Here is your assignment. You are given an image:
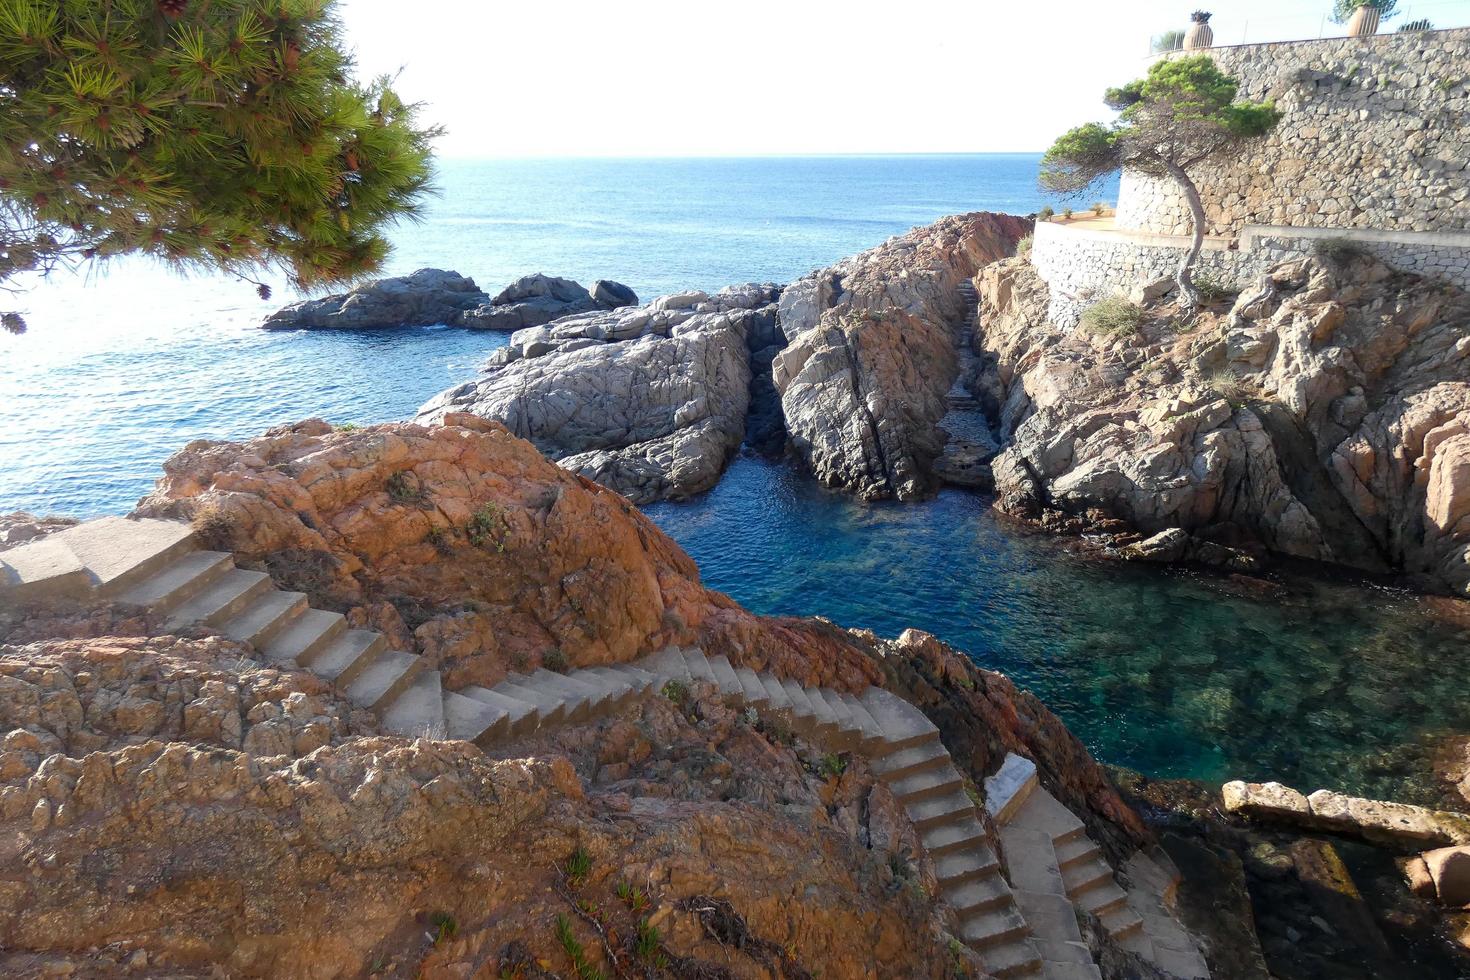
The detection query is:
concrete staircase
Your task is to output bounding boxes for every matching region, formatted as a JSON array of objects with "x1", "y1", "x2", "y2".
[
  {"x1": 987, "y1": 754, "x2": 1211, "y2": 979},
  {"x1": 948, "y1": 278, "x2": 983, "y2": 412},
  {"x1": 1, "y1": 518, "x2": 1209, "y2": 978}
]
